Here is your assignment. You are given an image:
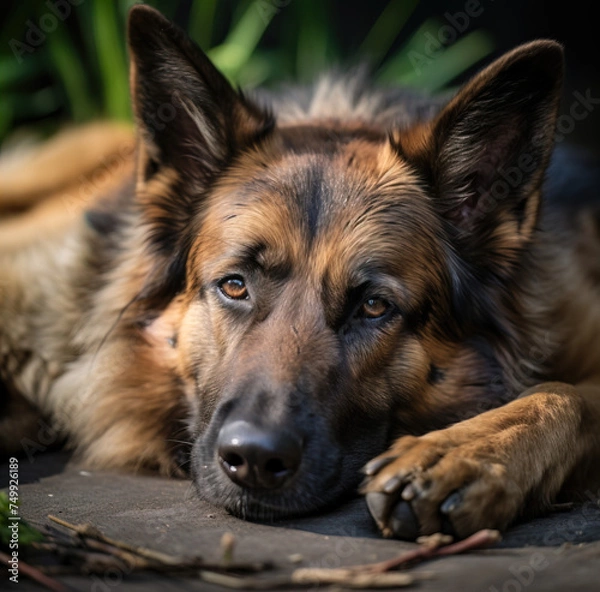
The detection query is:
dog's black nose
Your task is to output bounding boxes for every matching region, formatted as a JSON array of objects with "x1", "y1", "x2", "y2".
[{"x1": 217, "y1": 420, "x2": 302, "y2": 489}]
